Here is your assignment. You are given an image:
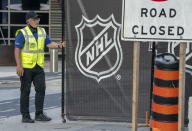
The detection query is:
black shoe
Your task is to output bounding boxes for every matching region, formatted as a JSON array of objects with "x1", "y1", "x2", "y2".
[
  {"x1": 22, "y1": 114, "x2": 34, "y2": 123},
  {"x1": 35, "y1": 113, "x2": 51, "y2": 121}
]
